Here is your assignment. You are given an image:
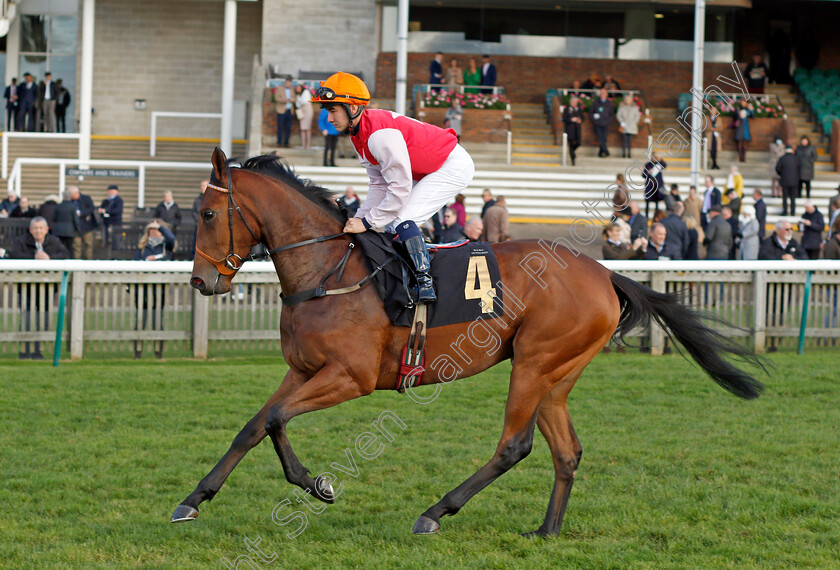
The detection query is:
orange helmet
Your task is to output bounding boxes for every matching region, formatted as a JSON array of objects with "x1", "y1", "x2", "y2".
[{"x1": 311, "y1": 72, "x2": 371, "y2": 106}]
